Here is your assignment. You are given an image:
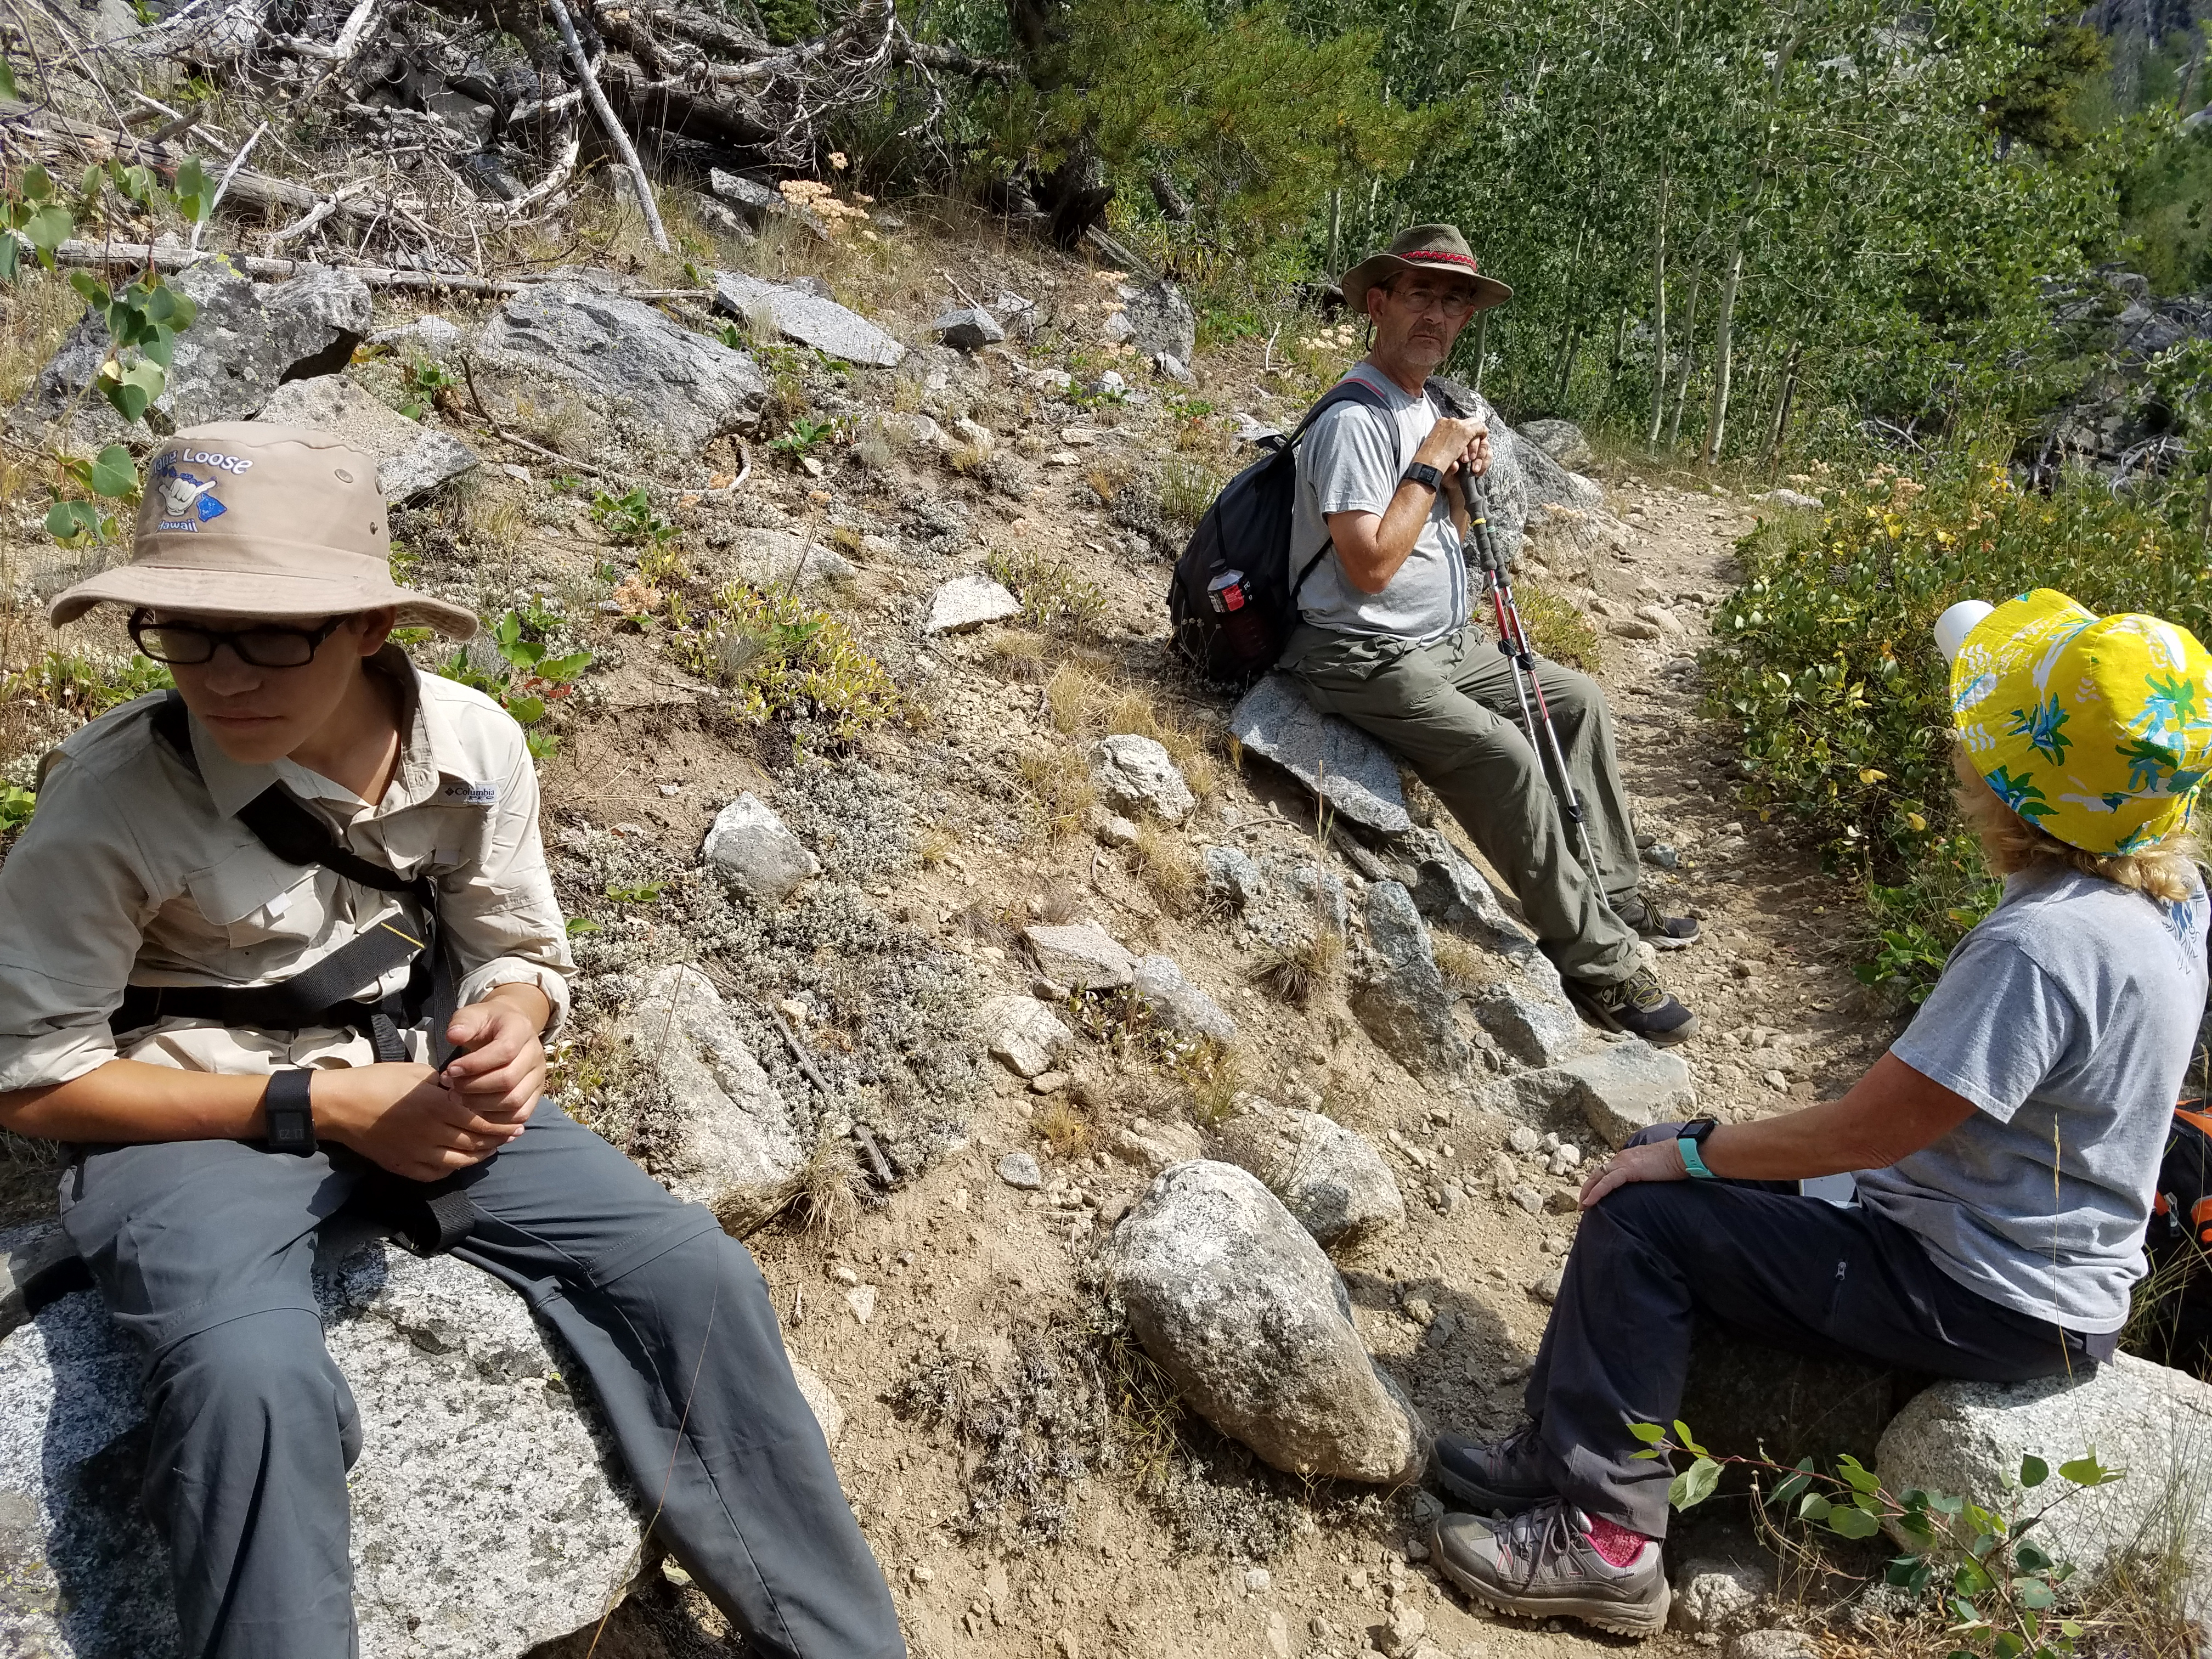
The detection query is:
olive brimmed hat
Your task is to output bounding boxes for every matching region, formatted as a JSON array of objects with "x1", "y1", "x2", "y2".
[
  {"x1": 1946, "y1": 588, "x2": 2212, "y2": 856},
  {"x1": 1340, "y1": 223, "x2": 1513, "y2": 317},
  {"x1": 47, "y1": 422, "x2": 478, "y2": 639}
]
